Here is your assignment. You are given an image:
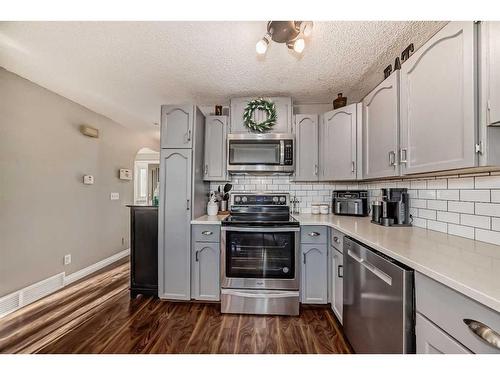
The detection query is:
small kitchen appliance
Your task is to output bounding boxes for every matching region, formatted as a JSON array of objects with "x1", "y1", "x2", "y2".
[
  {"x1": 220, "y1": 193, "x2": 300, "y2": 316},
  {"x1": 371, "y1": 188, "x2": 411, "y2": 226},
  {"x1": 332, "y1": 190, "x2": 368, "y2": 216}
]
